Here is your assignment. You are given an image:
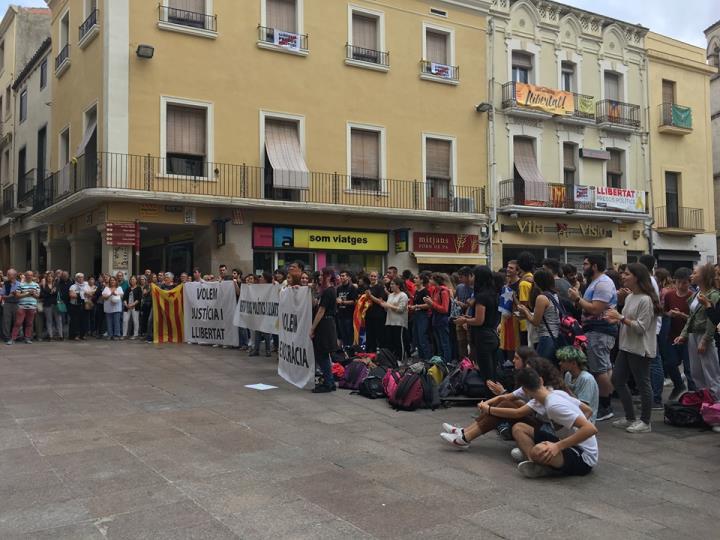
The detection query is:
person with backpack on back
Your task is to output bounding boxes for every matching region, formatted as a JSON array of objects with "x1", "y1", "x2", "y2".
[
  {"x1": 424, "y1": 273, "x2": 451, "y2": 363},
  {"x1": 517, "y1": 269, "x2": 561, "y2": 363}
]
